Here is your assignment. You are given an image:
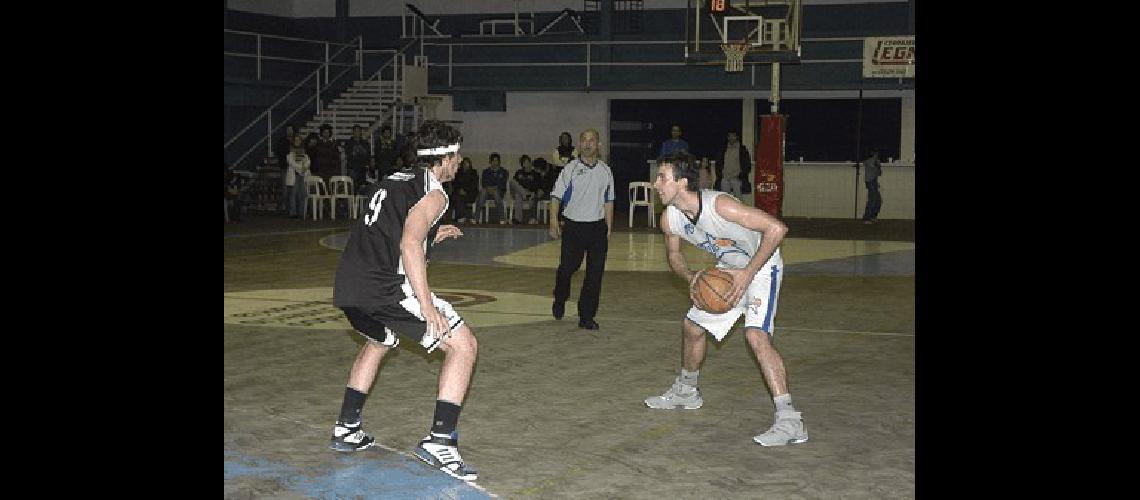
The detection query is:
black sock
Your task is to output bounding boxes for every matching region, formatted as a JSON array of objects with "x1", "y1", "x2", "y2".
[
  {"x1": 430, "y1": 400, "x2": 462, "y2": 436},
  {"x1": 338, "y1": 386, "x2": 367, "y2": 425}
]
